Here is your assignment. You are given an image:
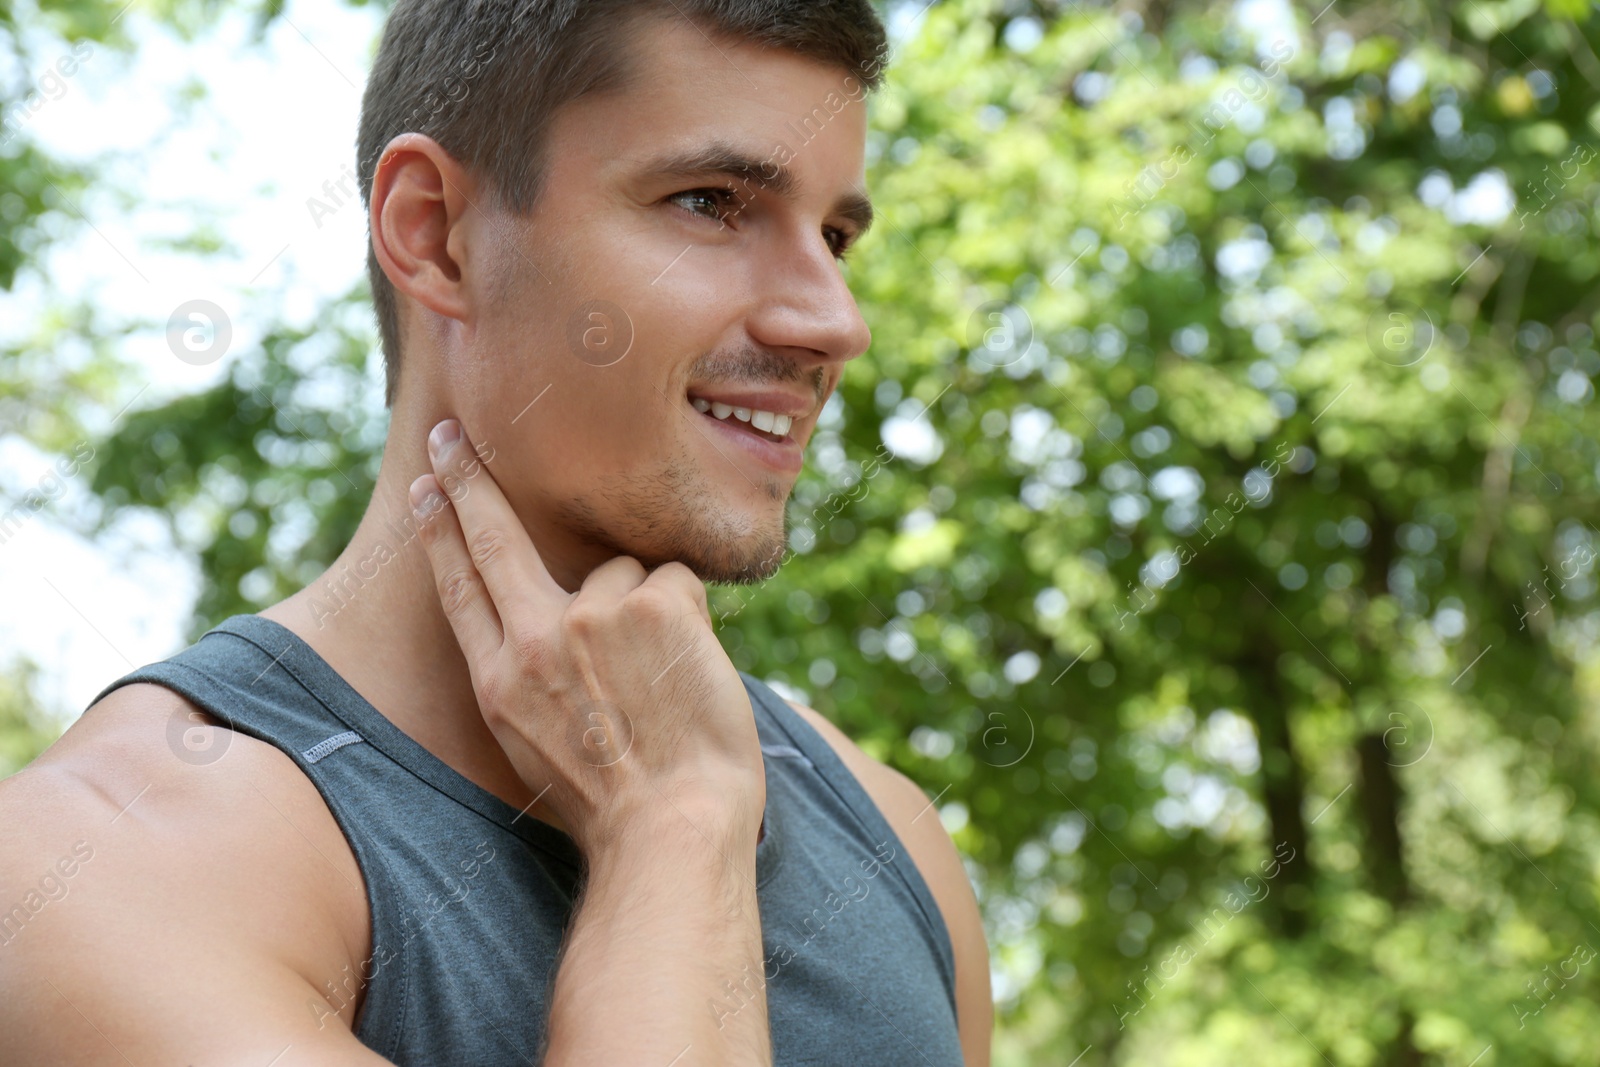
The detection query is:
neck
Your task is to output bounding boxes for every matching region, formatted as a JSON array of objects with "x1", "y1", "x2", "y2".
[{"x1": 262, "y1": 402, "x2": 586, "y2": 822}]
